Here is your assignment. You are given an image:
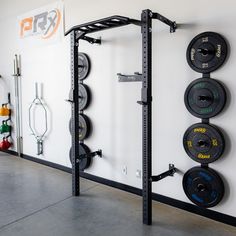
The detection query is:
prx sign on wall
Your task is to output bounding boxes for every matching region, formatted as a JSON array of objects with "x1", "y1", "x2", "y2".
[{"x1": 18, "y1": 1, "x2": 64, "y2": 46}]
